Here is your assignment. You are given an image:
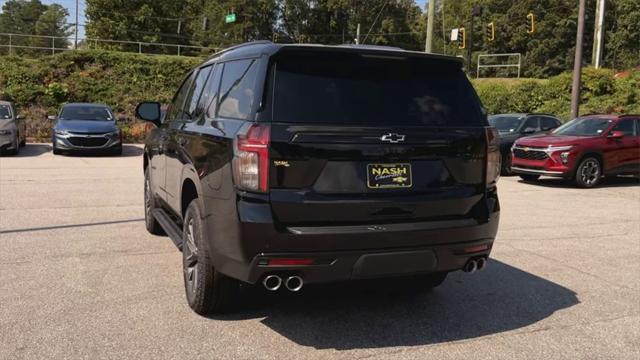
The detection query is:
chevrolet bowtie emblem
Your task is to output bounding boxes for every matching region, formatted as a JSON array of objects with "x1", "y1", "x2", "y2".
[{"x1": 380, "y1": 133, "x2": 406, "y2": 143}]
